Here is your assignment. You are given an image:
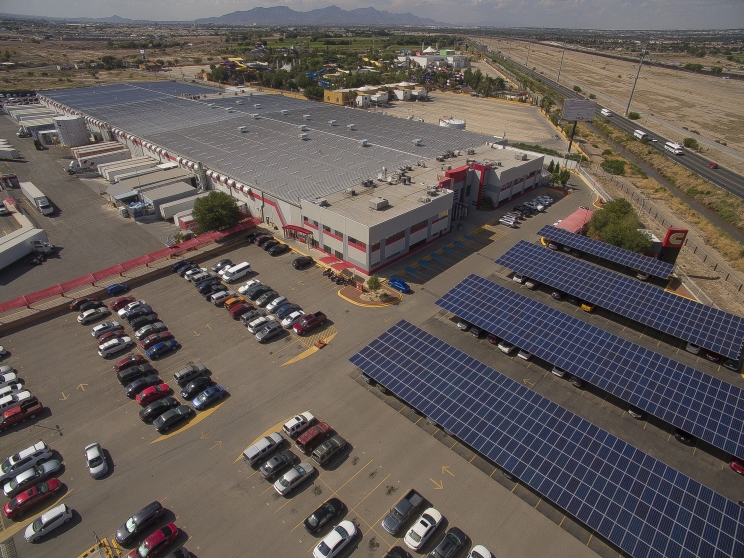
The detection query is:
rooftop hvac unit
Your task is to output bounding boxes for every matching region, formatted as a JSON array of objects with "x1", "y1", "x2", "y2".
[
  {"x1": 303, "y1": 114, "x2": 312, "y2": 120},
  {"x1": 316, "y1": 198, "x2": 329, "y2": 207},
  {"x1": 281, "y1": 110, "x2": 289, "y2": 115},
  {"x1": 427, "y1": 186, "x2": 439, "y2": 195},
  {"x1": 208, "y1": 103, "x2": 215, "y2": 108},
  {"x1": 413, "y1": 138, "x2": 423, "y2": 146},
  {"x1": 369, "y1": 197, "x2": 389, "y2": 210},
  {"x1": 418, "y1": 196, "x2": 432, "y2": 203},
  {"x1": 254, "y1": 104, "x2": 262, "y2": 108},
  {"x1": 252, "y1": 114, "x2": 260, "y2": 119},
  {"x1": 347, "y1": 124, "x2": 357, "y2": 130},
  {"x1": 299, "y1": 125, "x2": 308, "y2": 131},
  {"x1": 236, "y1": 100, "x2": 243, "y2": 105},
  {"x1": 328, "y1": 120, "x2": 338, "y2": 126},
  {"x1": 345, "y1": 188, "x2": 356, "y2": 196},
  {"x1": 407, "y1": 115, "x2": 413, "y2": 120},
  {"x1": 226, "y1": 108, "x2": 234, "y2": 113},
  {"x1": 360, "y1": 139, "x2": 369, "y2": 147},
  {"x1": 238, "y1": 126, "x2": 247, "y2": 132},
  {"x1": 299, "y1": 133, "x2": 309, "y2": 140}
]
